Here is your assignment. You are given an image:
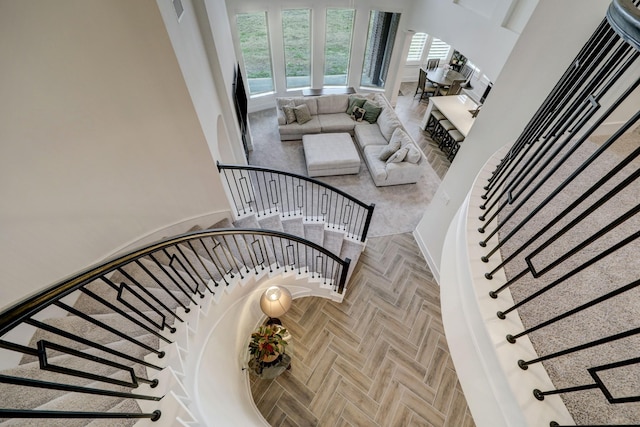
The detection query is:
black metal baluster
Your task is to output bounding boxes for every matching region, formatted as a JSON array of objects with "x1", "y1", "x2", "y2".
[
  {"x1": 134, "y1": 259, "x2": 189, "y2": 313},
  {"x1": 79, "y1": 287, "x2": 172, "y2": 345},
  {"x1": 148, "y1": 254, "x2": 198, "y2": 304},
  {"x1": 54, "y1": 301, "x2": 171, "y2": 356}
]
